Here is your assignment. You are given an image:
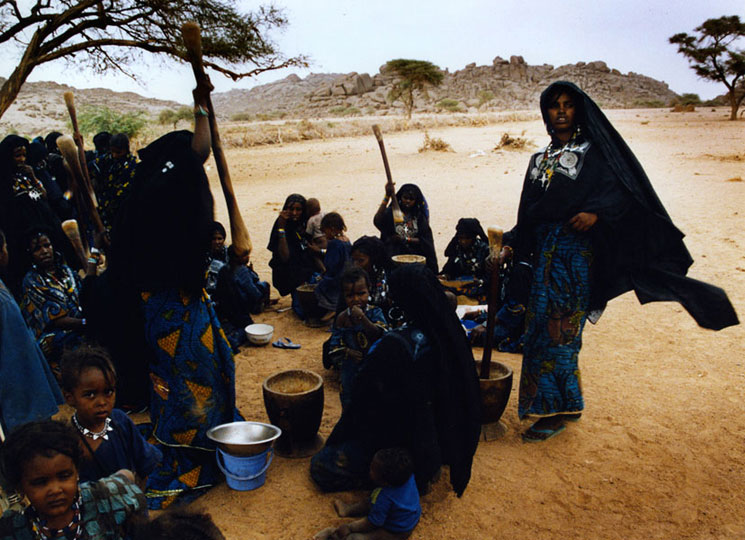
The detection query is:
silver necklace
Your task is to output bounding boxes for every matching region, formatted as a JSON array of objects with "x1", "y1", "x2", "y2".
[{"x1": 72, "y1": 413, "x2": 112, "y2": 440}]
